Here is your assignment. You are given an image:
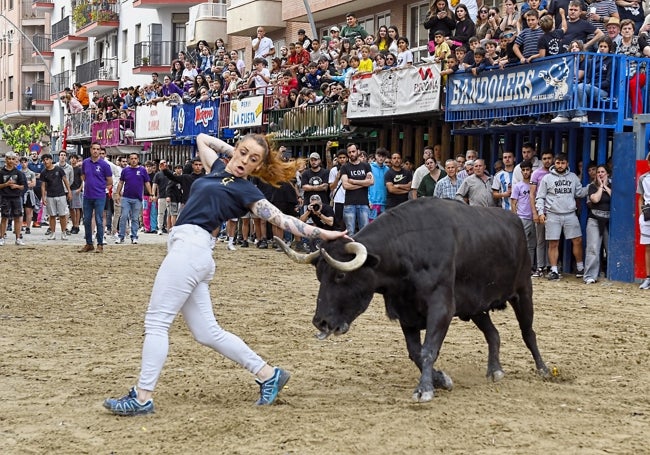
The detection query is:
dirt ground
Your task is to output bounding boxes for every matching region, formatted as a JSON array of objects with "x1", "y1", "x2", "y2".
[{"x1": 1, "y1": 243, "x2": 649, "y2": 454}]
